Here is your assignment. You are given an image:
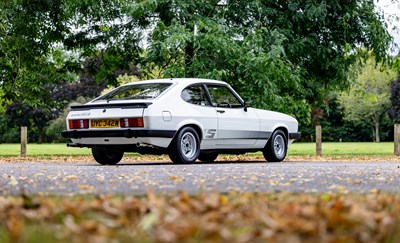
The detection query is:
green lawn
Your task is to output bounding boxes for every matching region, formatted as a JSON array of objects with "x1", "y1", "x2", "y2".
[
  {"x1": 0, "y1": 143, "x2": 92, "y2": 156},
  {"x1": 0, "y1": 142, "x2": 395, "y2": 156},
  {"x1": 288, "y1": 142, "x2": 394, "y2": 155}
]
